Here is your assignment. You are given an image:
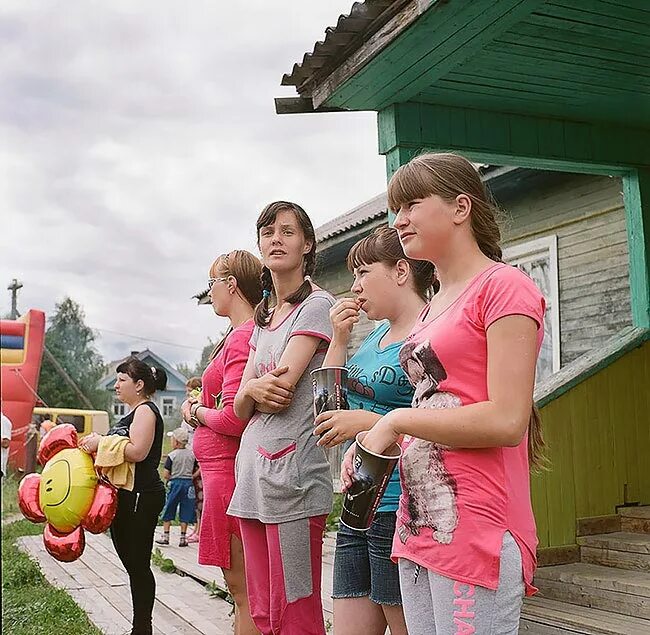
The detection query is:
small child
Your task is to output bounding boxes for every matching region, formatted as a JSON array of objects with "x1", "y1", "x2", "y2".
[{"x1": 156, "y1": 427, "x2": 197, "y2": 547}]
